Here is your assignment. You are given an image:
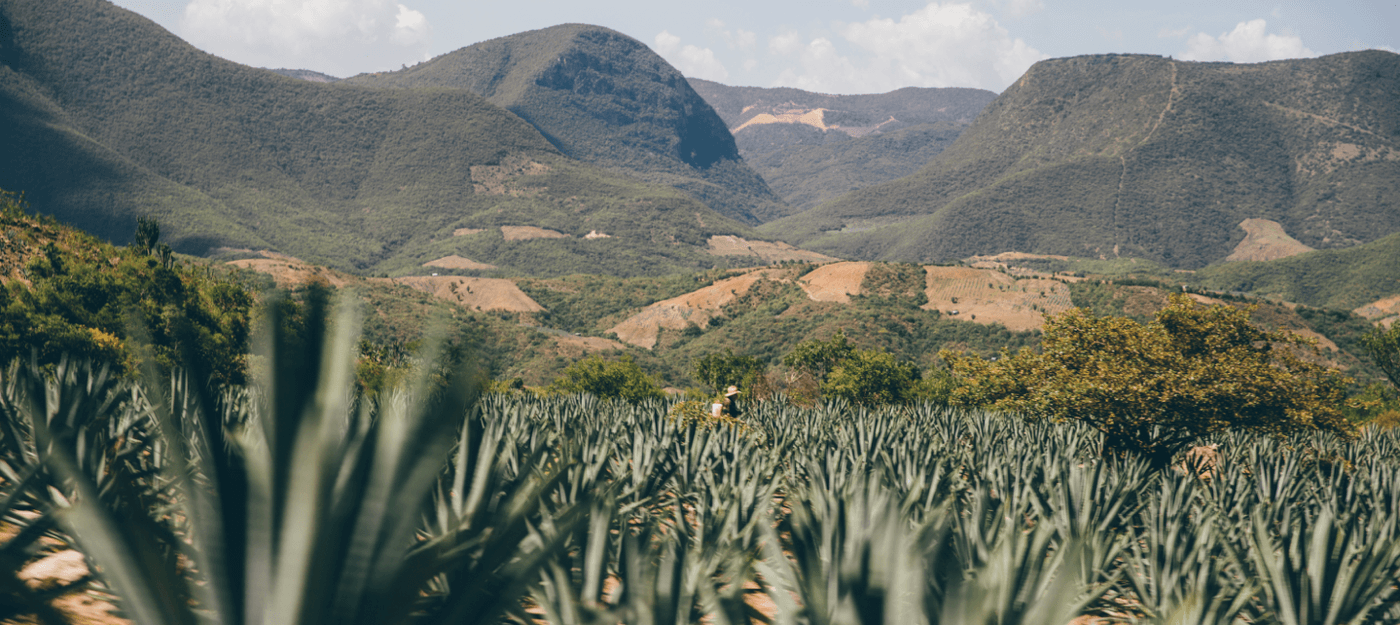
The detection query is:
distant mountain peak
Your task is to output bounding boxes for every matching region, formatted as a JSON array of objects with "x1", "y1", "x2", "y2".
[{"x1": 347, "y1": 23, "x2": 792, "y2": 223}]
